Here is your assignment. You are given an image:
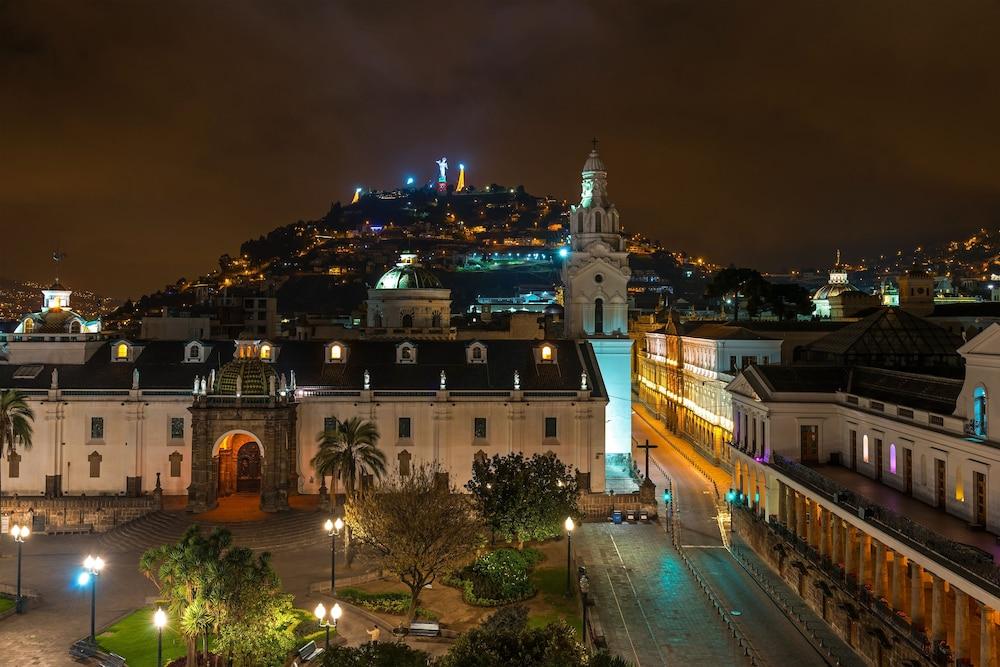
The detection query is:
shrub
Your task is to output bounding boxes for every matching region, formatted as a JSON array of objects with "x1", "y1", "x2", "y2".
[
  {"x1": 335, "y1": 587, "x2": 437, "y2": 619},
  {"x1": 447, "y1": 548, "x2": 542, "y2": 606},
  {"x1": 319, "y1": 641, "x2": 431, "y2": 667}
]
